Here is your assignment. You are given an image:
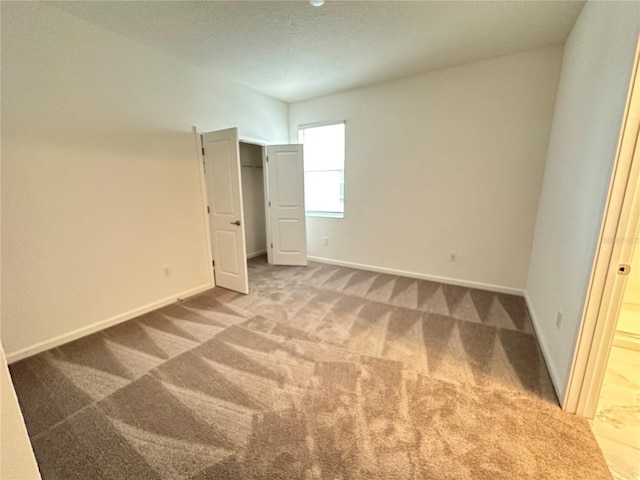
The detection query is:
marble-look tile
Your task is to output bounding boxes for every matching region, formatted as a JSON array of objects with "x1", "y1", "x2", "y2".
[
  {"x1": 606, "y1": 347, "x2": 640, "y2": 391},
  {"x1": 592, "y1": 343, "x2": 640, "y2": 480},
  {"x1": 591, "y1": 400, "x2": 640, "y2": 451},
  {"x1": 591, "y1": 435, "x2": 640, "y2": 480}
]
